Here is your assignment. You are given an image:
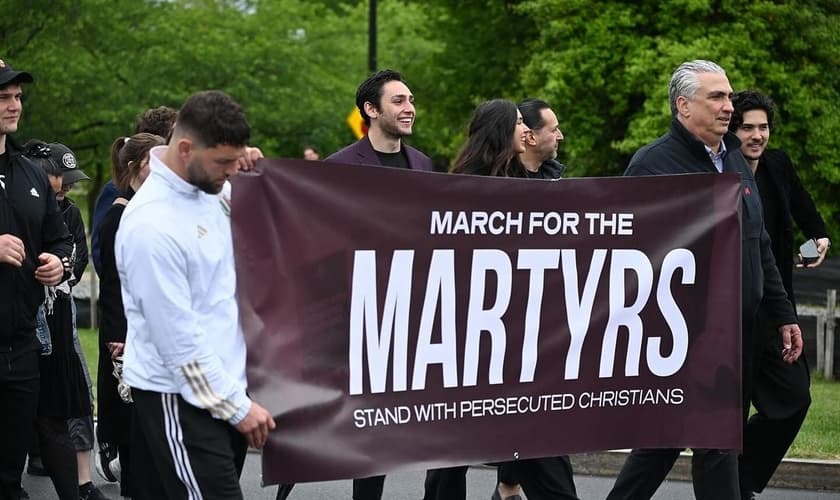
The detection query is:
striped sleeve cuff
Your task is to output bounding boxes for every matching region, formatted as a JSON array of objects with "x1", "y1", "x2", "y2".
[{"x1": 181, "y1": 361, "x2": 249, "y2": 422}]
